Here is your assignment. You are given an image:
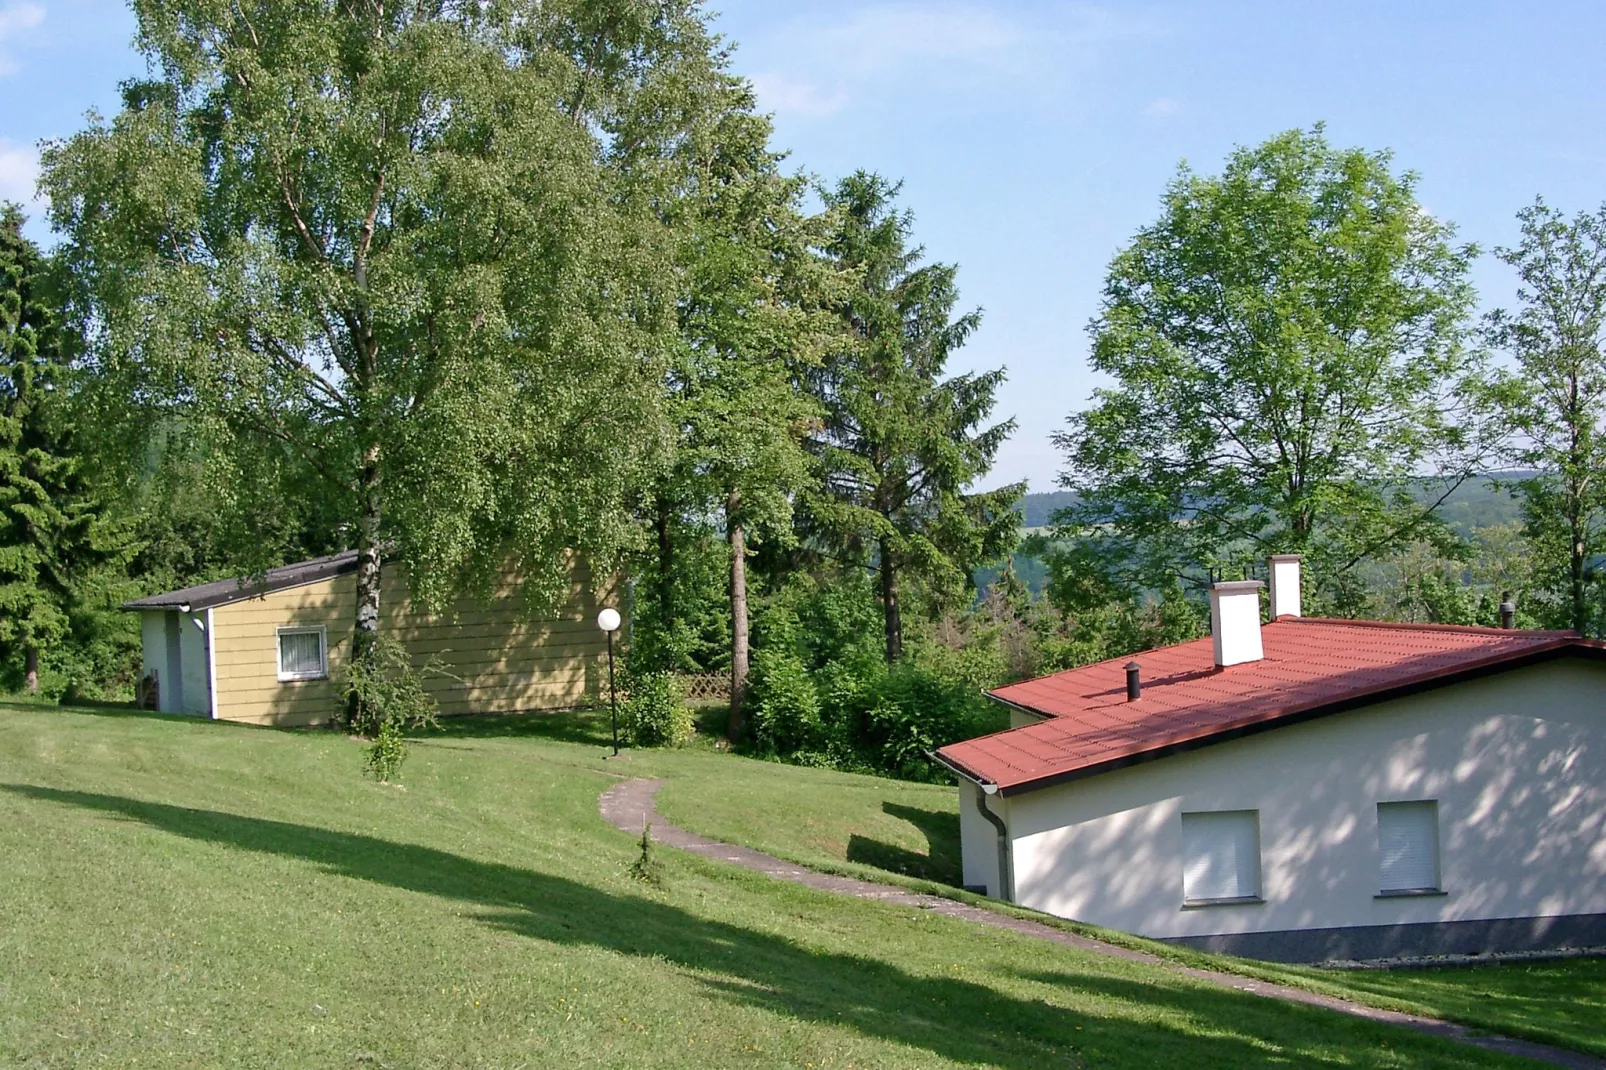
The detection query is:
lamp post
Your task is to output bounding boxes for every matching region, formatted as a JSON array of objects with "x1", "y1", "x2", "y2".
[{"x1": 597, "y1": 607, "x2": 622, "y2": 756}]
